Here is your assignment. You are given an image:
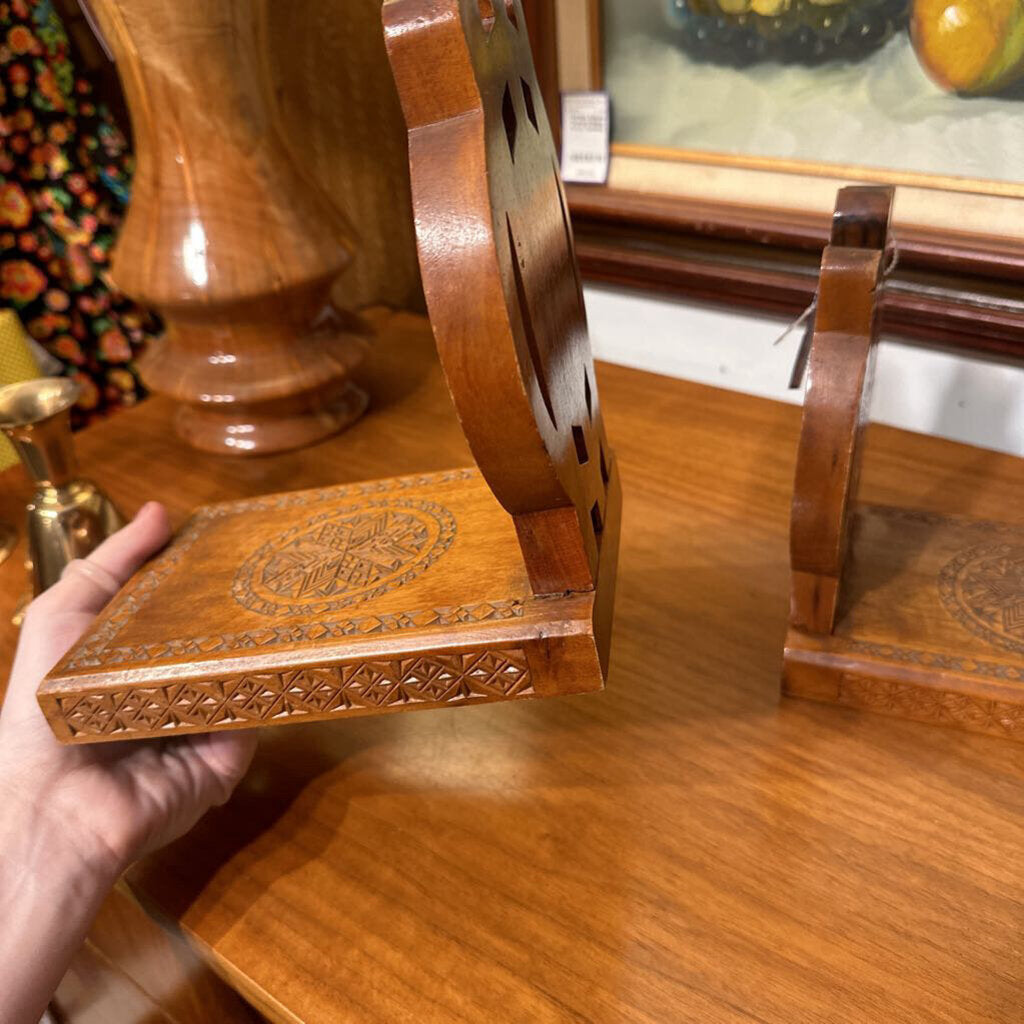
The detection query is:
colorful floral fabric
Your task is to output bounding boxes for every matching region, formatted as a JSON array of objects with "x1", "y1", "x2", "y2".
[{"x1": 0, "y1": 0, "x2": 159, "y2": 427}]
